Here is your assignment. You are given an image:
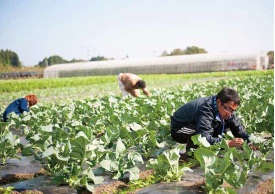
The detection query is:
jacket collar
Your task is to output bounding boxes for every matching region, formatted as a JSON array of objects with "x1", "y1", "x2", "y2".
[{"x1": 213, "y1": 95, "x2": 224, "y2": 123}]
